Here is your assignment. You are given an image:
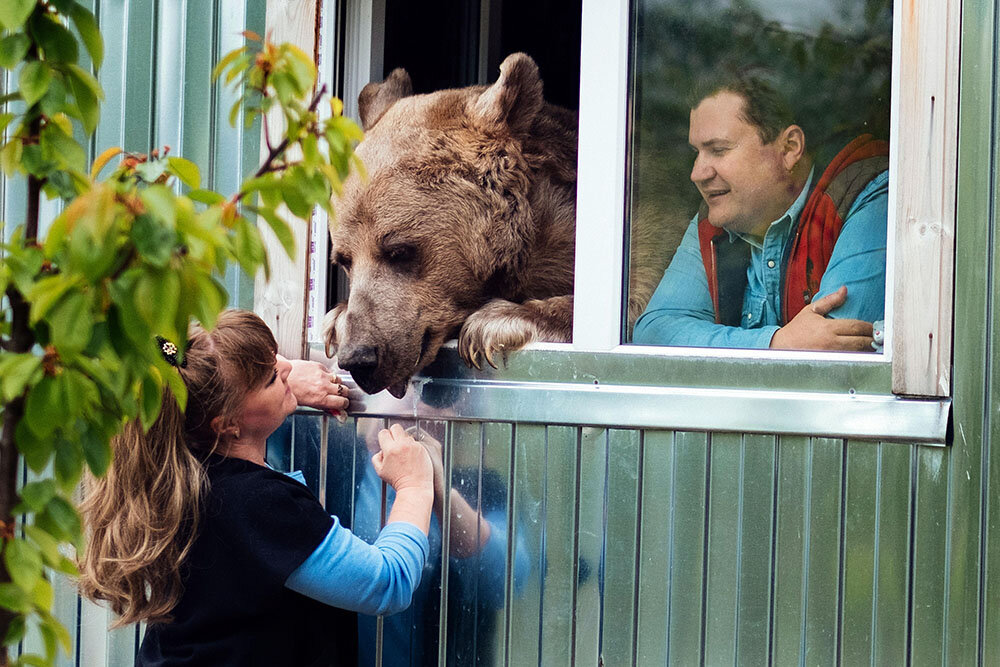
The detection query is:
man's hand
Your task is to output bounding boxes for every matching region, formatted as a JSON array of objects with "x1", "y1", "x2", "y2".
[
  {"x1": 280, "y1": 355, "x2": 351, "y2": 415},
  {"x1": 770, "y1": 286, "x2": 874, "y2": 351}
]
